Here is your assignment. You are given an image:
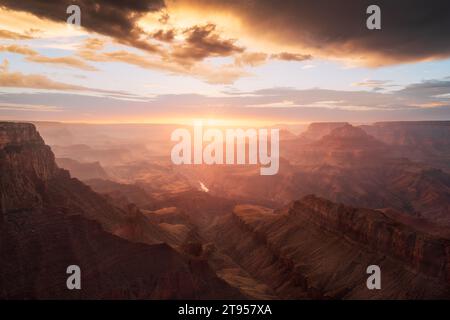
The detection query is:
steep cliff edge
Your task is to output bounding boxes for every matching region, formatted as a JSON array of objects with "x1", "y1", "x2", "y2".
[
  {"x1": 0, "y1": 122, "x2": 243, "y2": 299},
  {"x1": 292, "y1": 195, "x2": 450, "y2": 281},
  {"x1": 210, "y1": 197, "x2": 450, "y2": 299},
  {"x1": 0, "y1": 123, "x2": 58, "y2": 212}
]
